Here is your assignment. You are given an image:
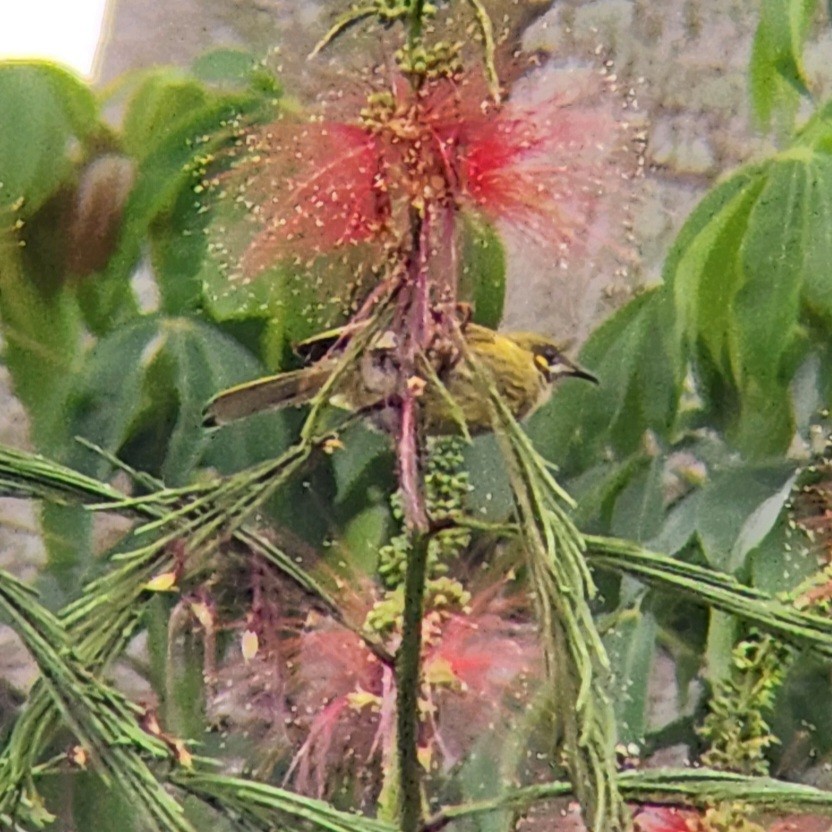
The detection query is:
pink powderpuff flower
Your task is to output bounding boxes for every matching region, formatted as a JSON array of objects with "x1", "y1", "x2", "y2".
[
  {"x1": 219, "y1": 68, "x2": 630, "y2": 287},
  {"x1": 233, "y1": 121, "x2": 390, "y2": 278},
  {"x1": 633, "y1": 806, "x2": 706, "y2": 832},
  {"x1": 280, "y1": 580, "x2": 541, "y2": 797}
]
